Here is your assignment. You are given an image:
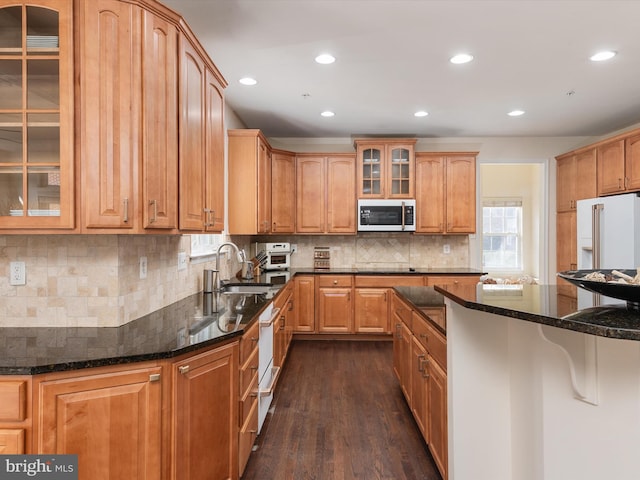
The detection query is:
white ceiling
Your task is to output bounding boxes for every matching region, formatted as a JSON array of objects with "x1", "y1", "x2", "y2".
[{"x1": 162, "y1": 0, "x2": 640, "y2": 139}]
